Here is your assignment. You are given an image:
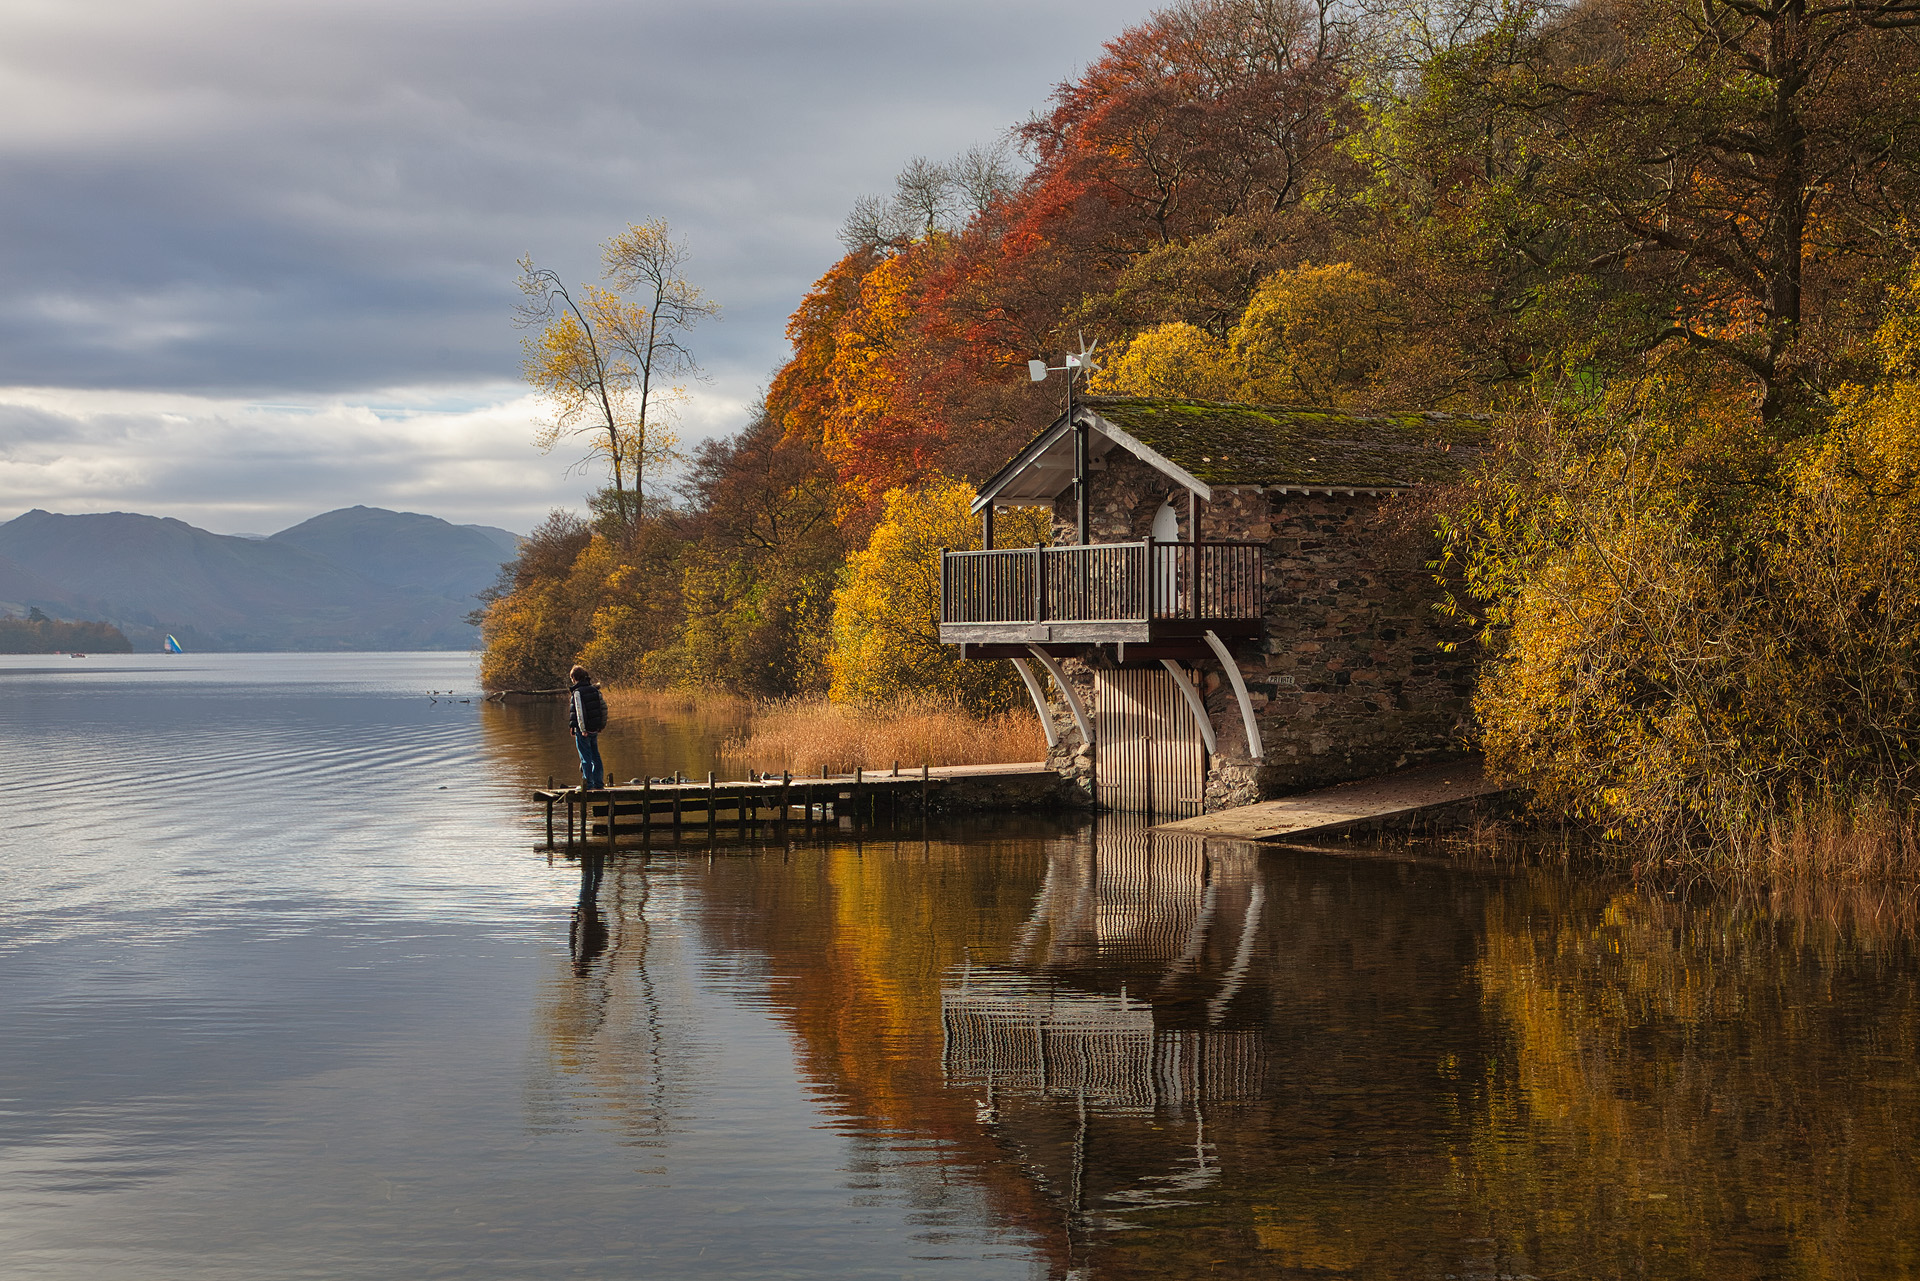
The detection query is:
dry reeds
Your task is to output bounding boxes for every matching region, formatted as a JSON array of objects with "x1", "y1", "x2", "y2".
[
  {"x1": 1723, "y1": 799, "x2": 1920, "y2": 884},
  {"x1": 602, "y1": 685, "x2": 752, "y2": 729},
  {"x1": 721, "y1": 694, "x2": 1047, "y2": 776}
]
